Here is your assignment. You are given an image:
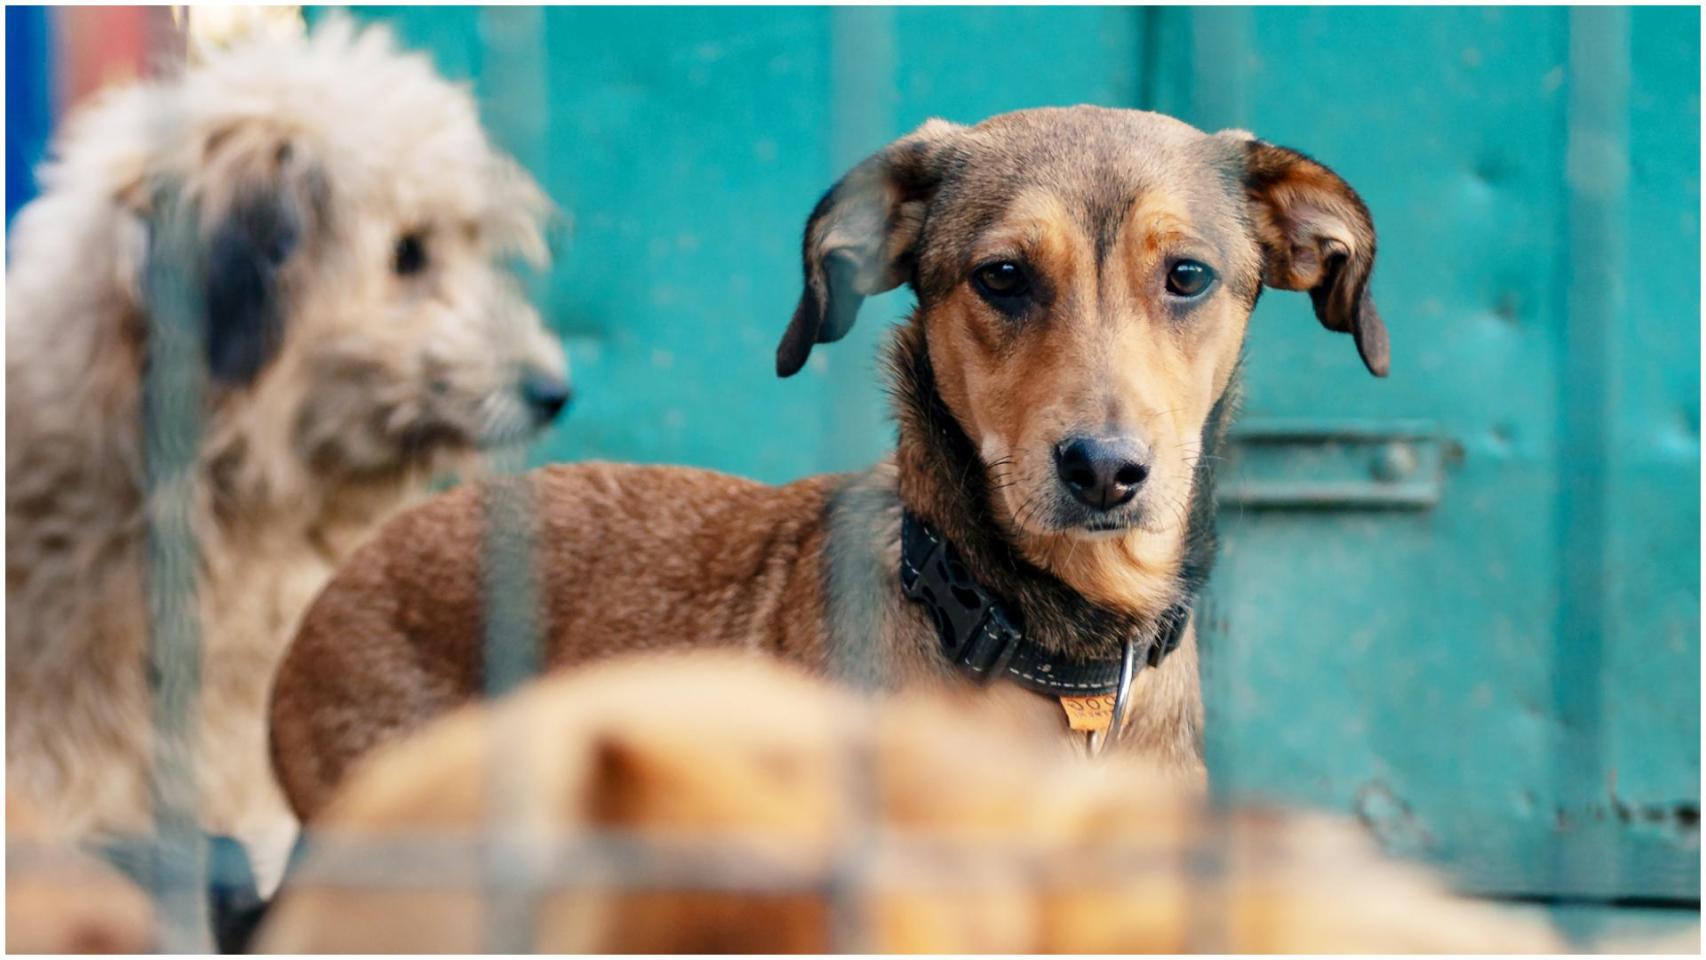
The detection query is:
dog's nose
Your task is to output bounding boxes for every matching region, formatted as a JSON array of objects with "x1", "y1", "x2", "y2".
[
  {"x1": 1054, "y1": 437, "x2": 1150, "y2": 510},
  {"x1": 520, "y1": 374, "x2": 573, "y2": 424}
]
